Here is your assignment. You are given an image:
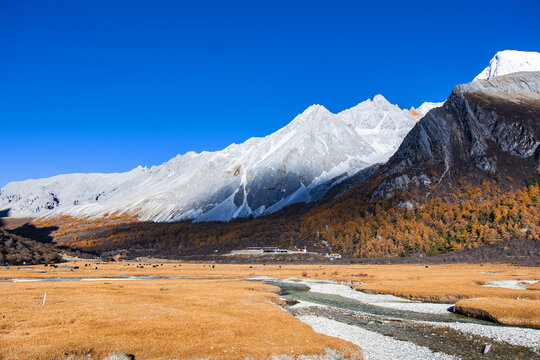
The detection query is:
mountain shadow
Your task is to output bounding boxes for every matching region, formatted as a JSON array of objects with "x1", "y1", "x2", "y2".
[
  {"x1": 8, "y1": 223, "x2": 59, "y2": 244},
  {"x1": 0, "y1": 209, "x2": 9, "y2": 227}
]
